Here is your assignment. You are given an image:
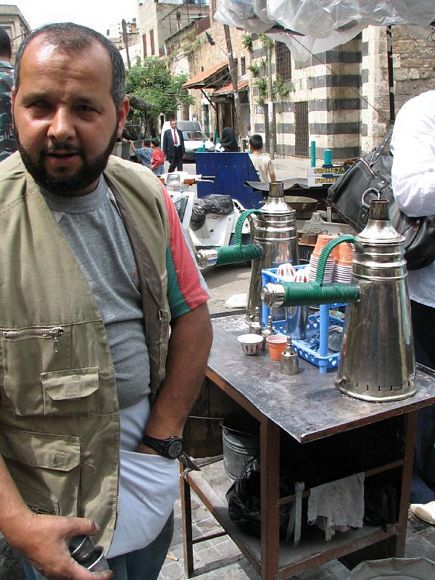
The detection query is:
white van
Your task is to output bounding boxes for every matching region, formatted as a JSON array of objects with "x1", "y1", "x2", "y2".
[{"x1": 161, "y1": 120, "x2": 215, "y2": 161}]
